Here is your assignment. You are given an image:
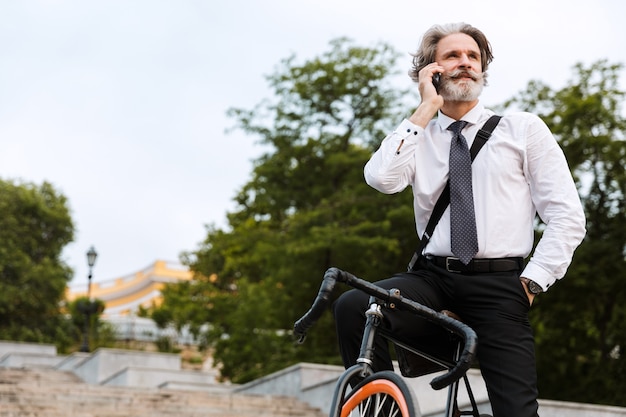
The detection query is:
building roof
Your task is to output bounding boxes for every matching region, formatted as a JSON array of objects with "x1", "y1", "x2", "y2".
[{"x1": 66, "y1": 260, "x2": 194, "y2": 316}]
